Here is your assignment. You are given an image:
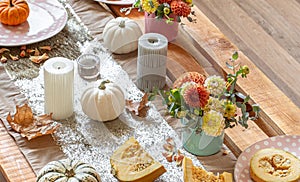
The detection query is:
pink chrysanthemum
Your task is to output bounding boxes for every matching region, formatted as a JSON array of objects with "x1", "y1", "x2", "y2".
[
  {"x1": 182, "y1": 84, "x2": 209, "y2": 108},
  {"x1": 173, "y1": 72, "x2": 206, "y2": 89}
]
